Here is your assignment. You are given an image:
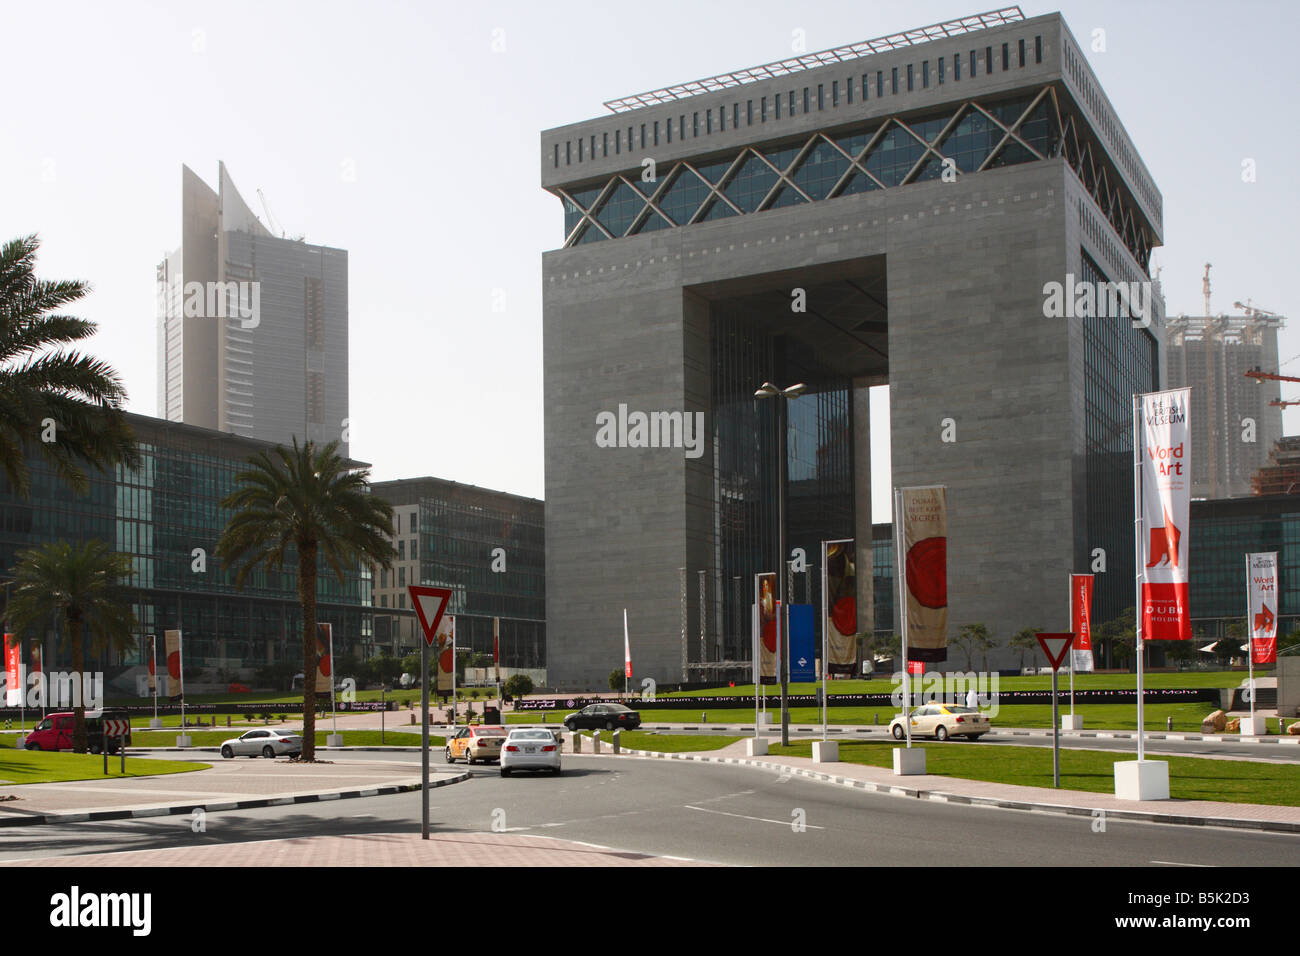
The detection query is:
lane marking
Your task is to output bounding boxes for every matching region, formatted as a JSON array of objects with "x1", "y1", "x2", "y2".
[
  {"x1": 1150, "y1": 860, "x2": 1212, "y2": 867},
  {"x1": 684, "y1": 805, "x2": 825, "y2": 829}
]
